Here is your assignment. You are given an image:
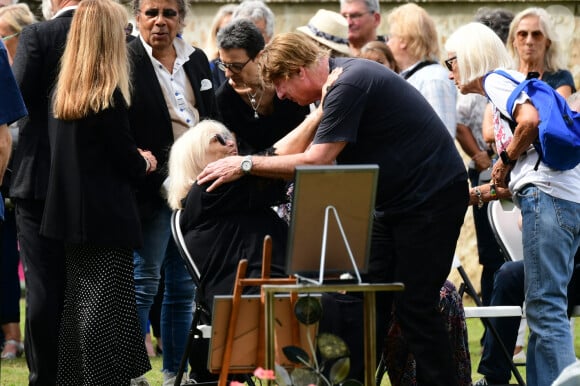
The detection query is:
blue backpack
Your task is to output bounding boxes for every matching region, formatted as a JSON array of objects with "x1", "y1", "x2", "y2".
[{"x1": 486, "y1": 70, "x2": 580, "y2": 171}]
